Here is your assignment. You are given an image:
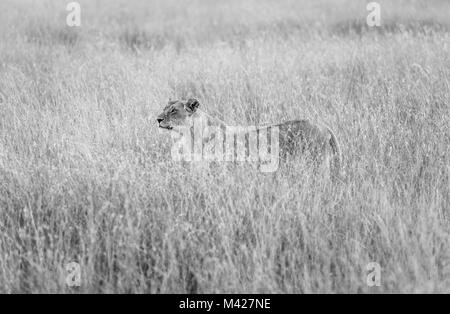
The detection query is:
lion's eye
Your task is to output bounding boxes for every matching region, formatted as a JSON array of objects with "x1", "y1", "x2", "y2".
[{"x1": 170, "y1": 108, "x2": 177, "y2": 114}]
